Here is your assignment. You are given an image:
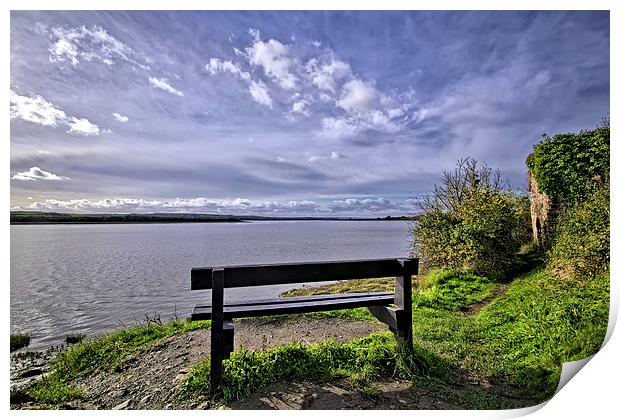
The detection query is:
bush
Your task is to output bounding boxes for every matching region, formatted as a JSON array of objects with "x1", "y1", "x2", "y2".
[
  {"x1": 547, "y1": 183, "x2": 609, "y2": 278},
  {"x1": 10, "y1": 334, "x2": 31, "y2": 352},
  {"x1": 411, "y1": 158, "x2": 531, "y2": 279},
  {"x1": 526, "y1": 124, "x2": 609, "y2": 204}
]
